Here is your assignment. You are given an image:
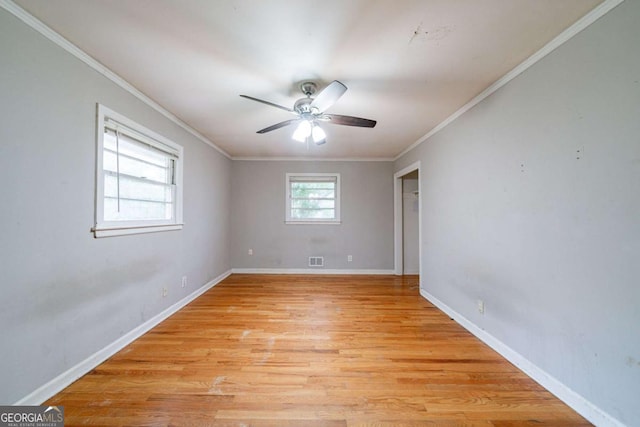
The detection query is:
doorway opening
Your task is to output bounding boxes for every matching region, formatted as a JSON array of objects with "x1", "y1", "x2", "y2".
[{"x1": 394, "y1": 162, "x2": 421, "y2": 282}]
